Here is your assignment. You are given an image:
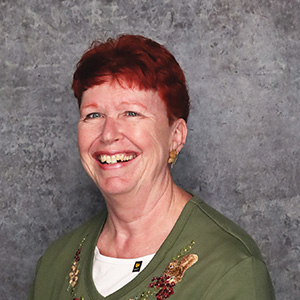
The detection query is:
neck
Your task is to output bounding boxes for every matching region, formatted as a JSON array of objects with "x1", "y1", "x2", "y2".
[{"x1": 98, "y1": 174, "x2": 191, "y2": 258}]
